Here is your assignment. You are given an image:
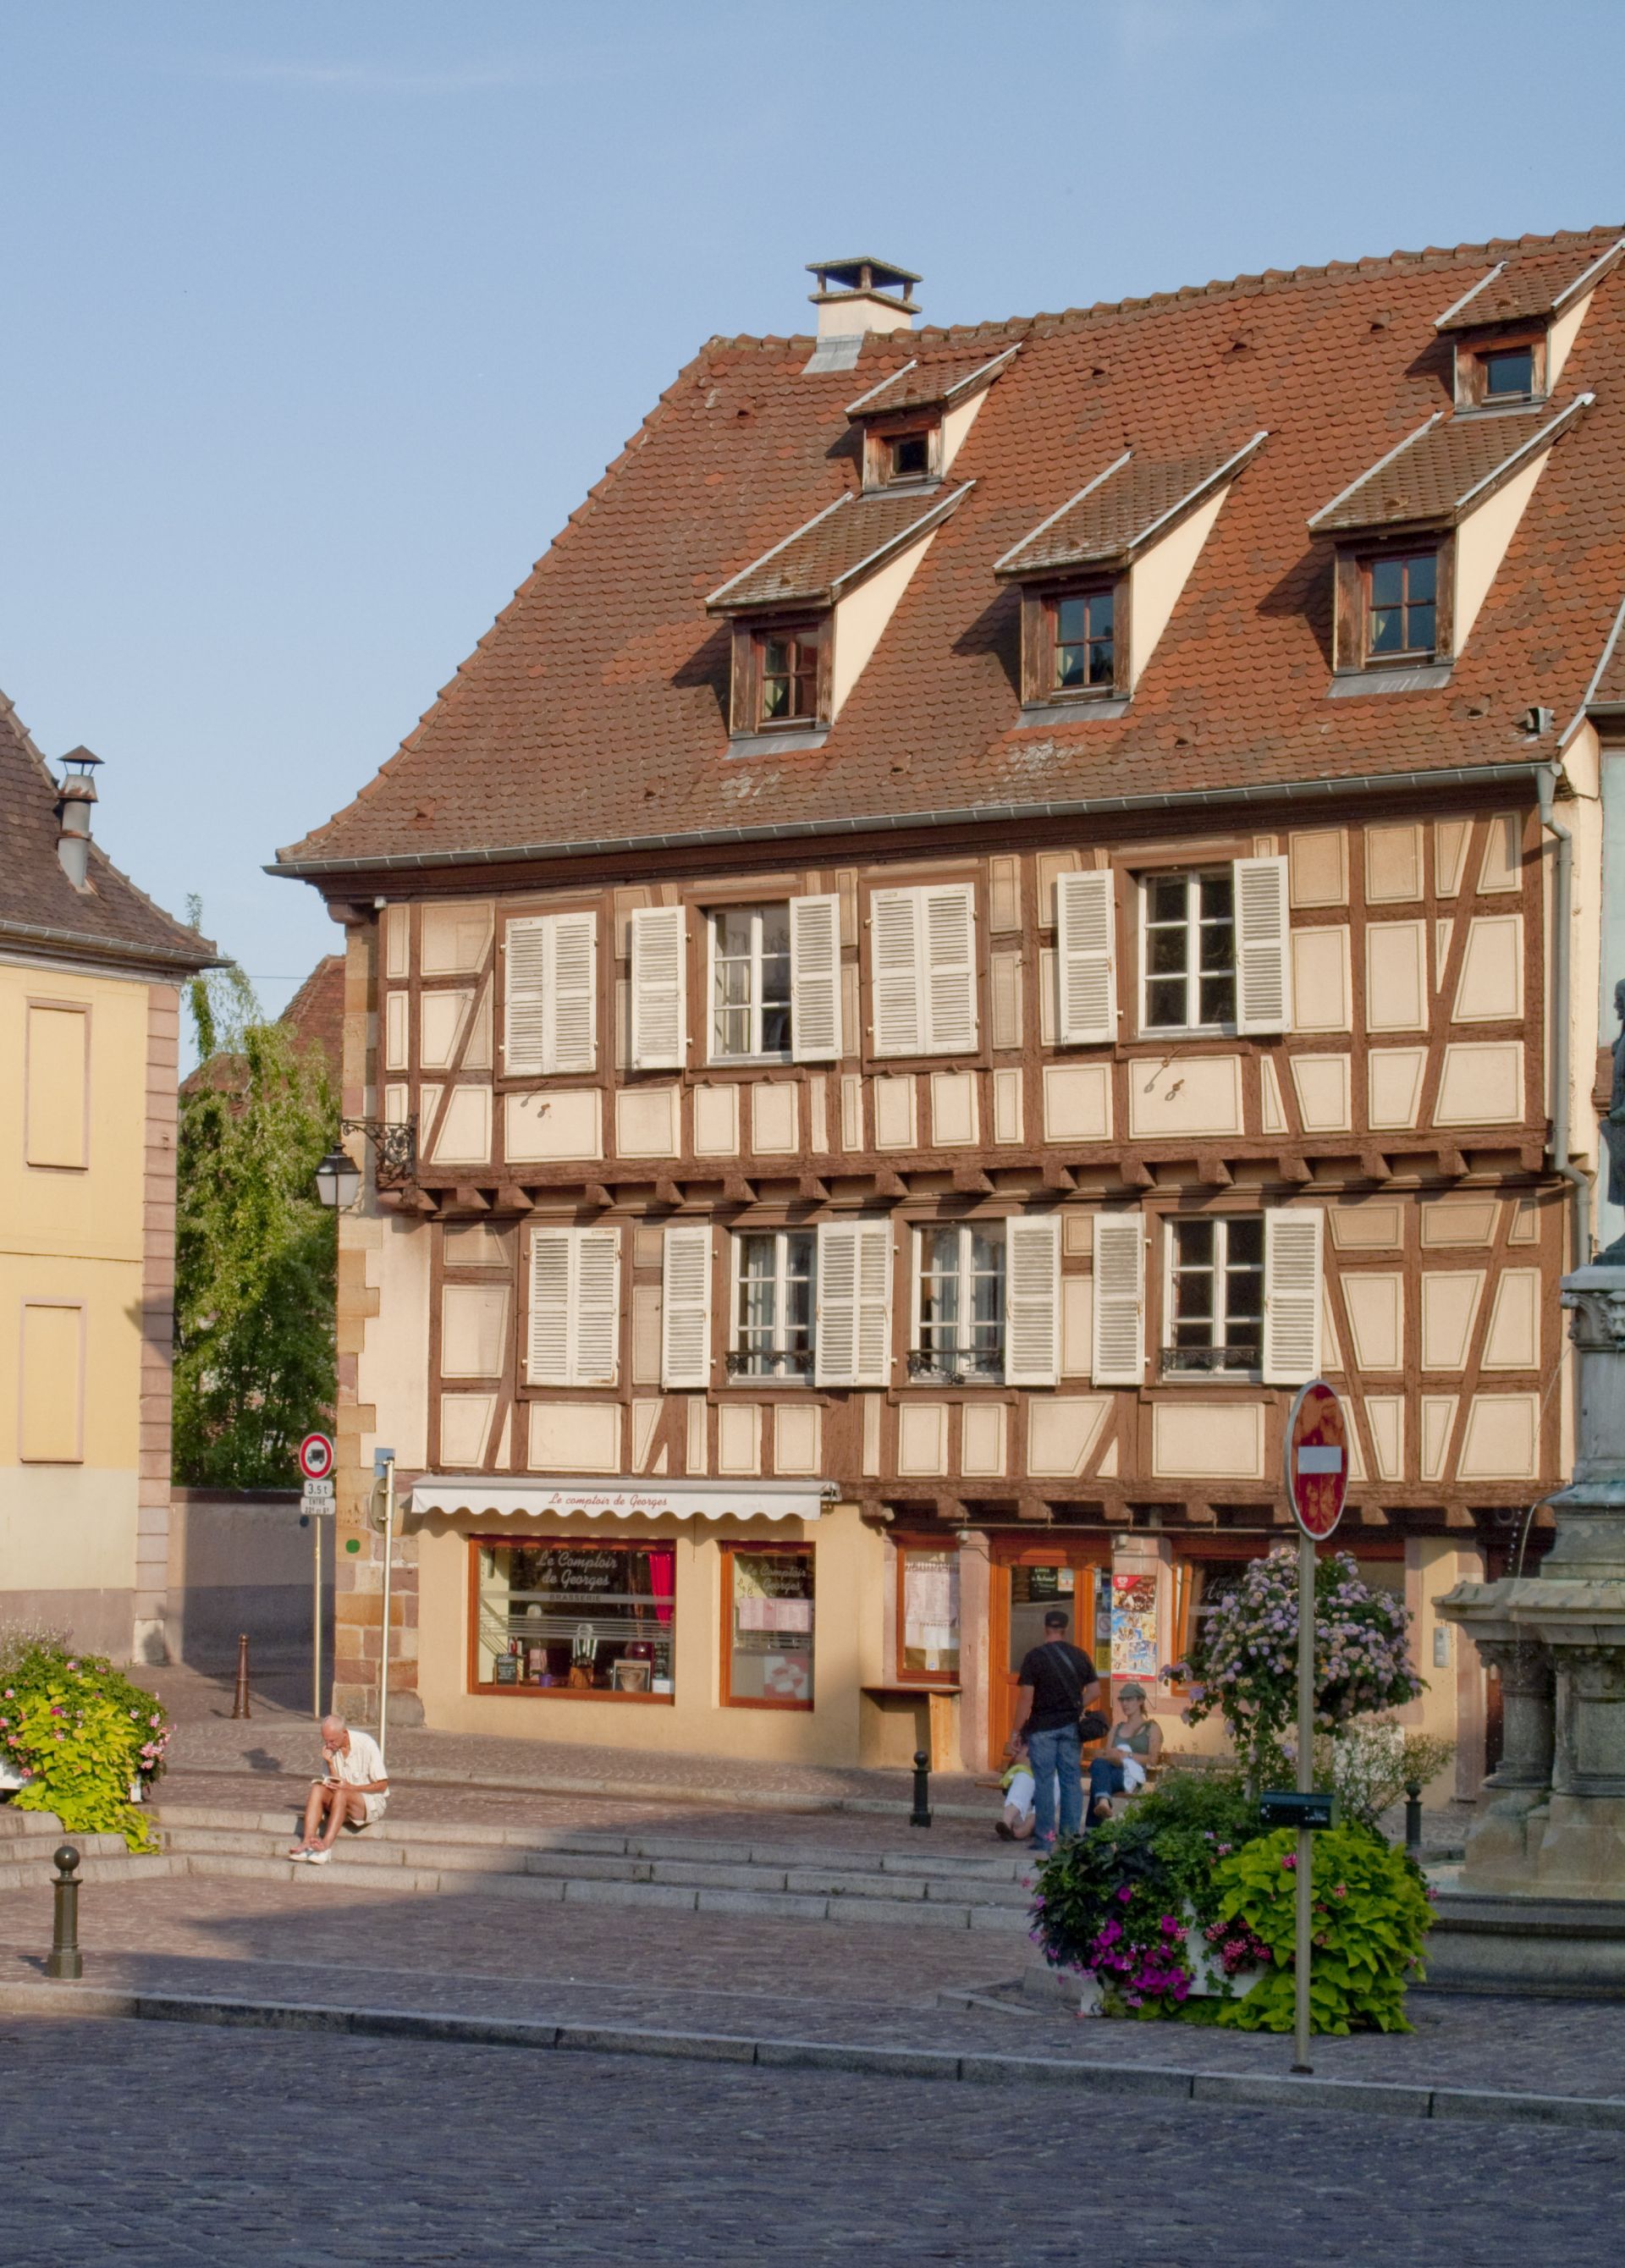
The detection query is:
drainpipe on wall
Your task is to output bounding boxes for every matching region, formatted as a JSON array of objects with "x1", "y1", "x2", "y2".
[{"x1": 1536, "y1": 762, "x2": 1593, "y2": 1268}]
